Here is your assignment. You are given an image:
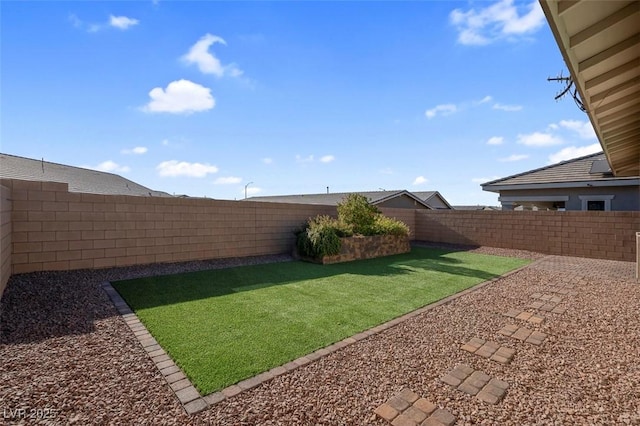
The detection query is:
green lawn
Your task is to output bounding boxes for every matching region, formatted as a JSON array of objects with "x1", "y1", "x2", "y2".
[{"x1": 113, "y1": 247, "x2": 529, "y2": 394}]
